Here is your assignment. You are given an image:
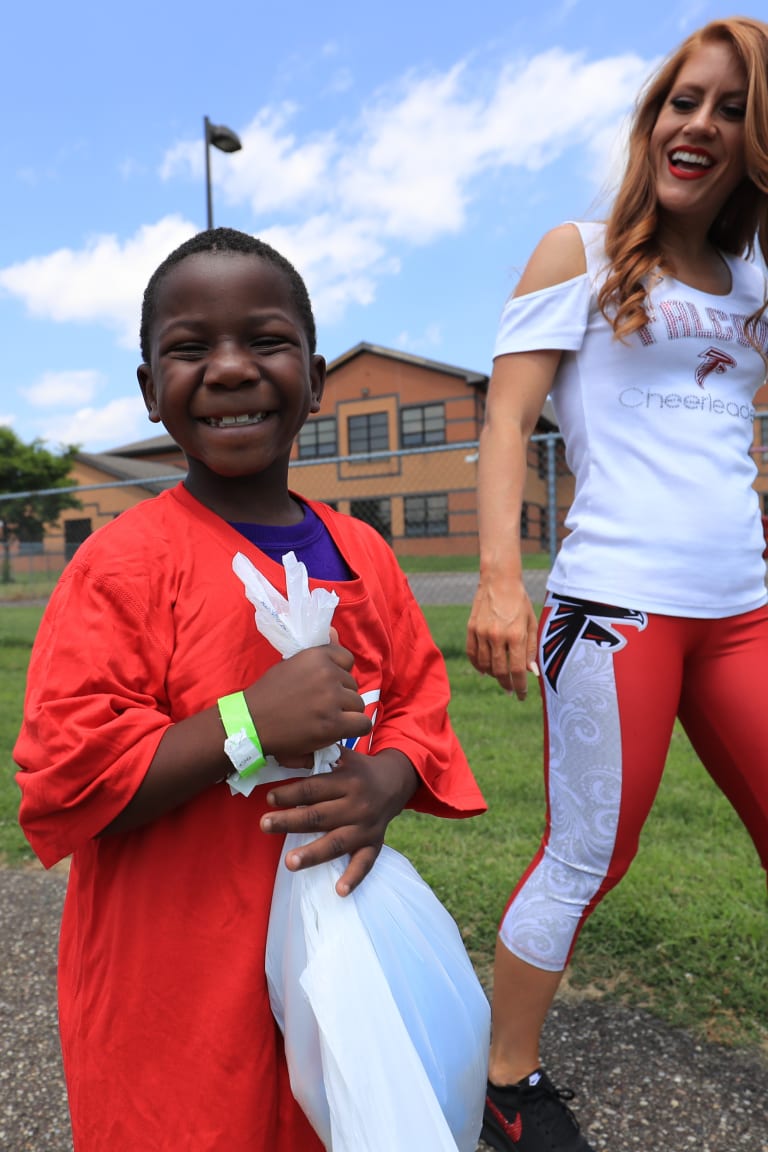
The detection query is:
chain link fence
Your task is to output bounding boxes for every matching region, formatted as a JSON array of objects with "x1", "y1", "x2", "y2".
[
  {"x1": 0, "y1": 433, "x2": 565, "y2": 603},
  {"x1": 3, "y1": 429, "x2": 767, "y2": 605}
]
